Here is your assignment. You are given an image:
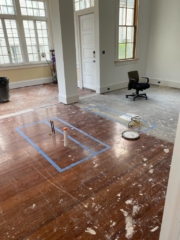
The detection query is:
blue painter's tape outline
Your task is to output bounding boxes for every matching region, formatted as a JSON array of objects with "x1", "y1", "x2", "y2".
[
  {"x1": 84, "y1": 105, "x2": 157, "y2": 133},
  {"x1": 16, "y1": 117, "x2": 110, "y2": 173}
]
